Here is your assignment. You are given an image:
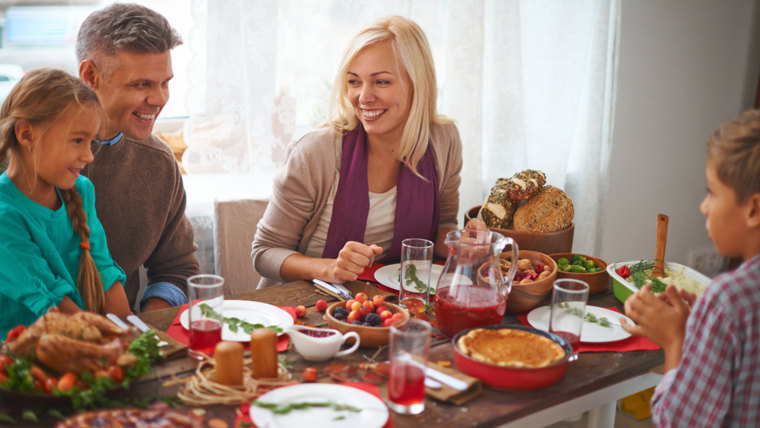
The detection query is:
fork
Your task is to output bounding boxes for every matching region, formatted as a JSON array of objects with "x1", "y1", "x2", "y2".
[{"x1": 126, "y1": 315, "x2": 170, "y2": 347}]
